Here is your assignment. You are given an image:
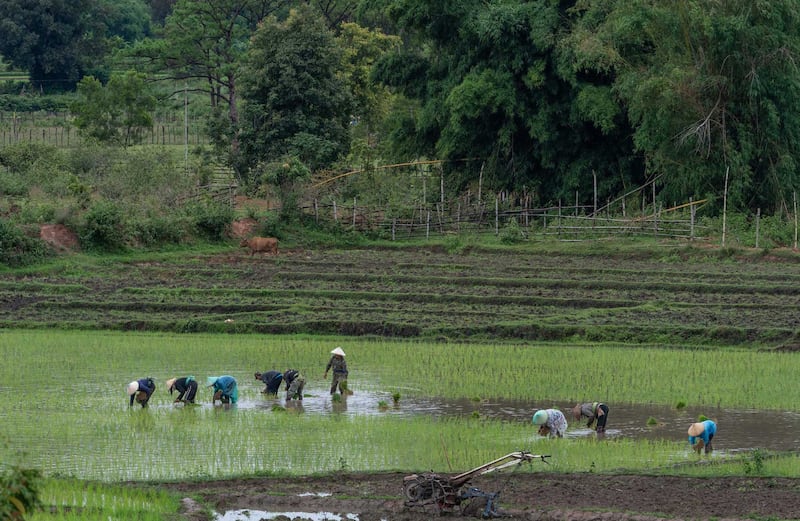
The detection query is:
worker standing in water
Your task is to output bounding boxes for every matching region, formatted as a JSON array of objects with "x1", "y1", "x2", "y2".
[{"x1": 323, "y1": 347, "x2": 349, "y2": 396}]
